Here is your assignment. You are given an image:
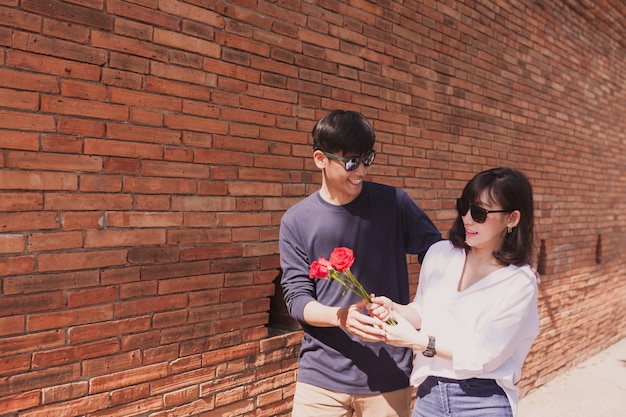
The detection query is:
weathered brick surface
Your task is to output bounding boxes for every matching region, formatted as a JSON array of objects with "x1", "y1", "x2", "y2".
[{"x1": 0, "y1": 1, "x2": 625, "y2": 416}]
